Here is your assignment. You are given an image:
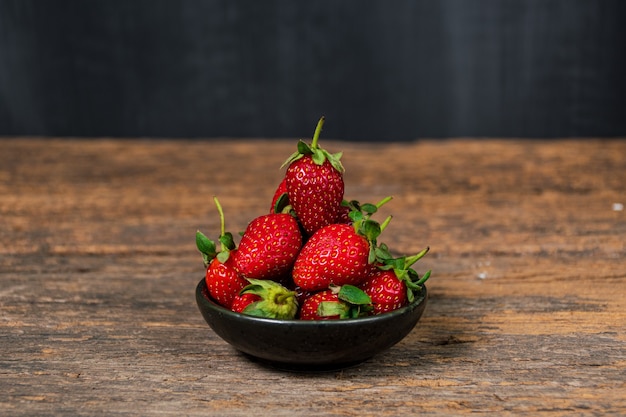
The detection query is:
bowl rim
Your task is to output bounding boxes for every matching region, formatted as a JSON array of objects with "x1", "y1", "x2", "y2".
[{"x1": 196, "y1": 278, "x2": 427, "y2": 326}]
